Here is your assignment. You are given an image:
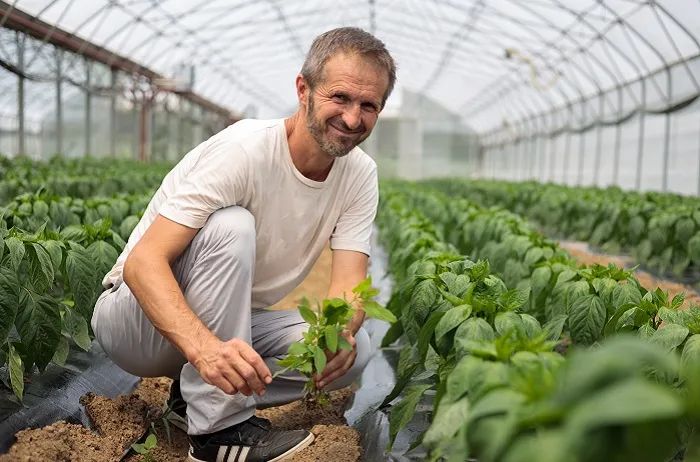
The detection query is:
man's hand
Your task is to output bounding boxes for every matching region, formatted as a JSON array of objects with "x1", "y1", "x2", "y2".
[
  {"x1": 193, "y1": 337, "x2": 273, "y2": 397},
  {"x1": 315, "y1": 330, "x2": 357, "y2": 389}
]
